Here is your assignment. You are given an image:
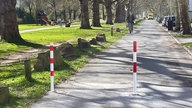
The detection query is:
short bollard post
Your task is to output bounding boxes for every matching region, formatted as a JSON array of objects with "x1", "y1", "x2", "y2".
[
  {"x1": 133, "y1": 41, "x2": 137, "y2": 95},
  {"x1": 50, "y1": 43, "x2": 54, "y2": 92},
  {"x1": 111, "y1": 25, "x2": 114, "y2": 36},
  {"x1": 24, "y1": 59, "x2": 32, "y2": 82}
]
